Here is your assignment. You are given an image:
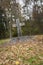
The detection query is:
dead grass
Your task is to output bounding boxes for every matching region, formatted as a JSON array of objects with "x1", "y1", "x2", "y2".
[{"x1": 0, "y1": 35, "x2": 43, "y2": 65}]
